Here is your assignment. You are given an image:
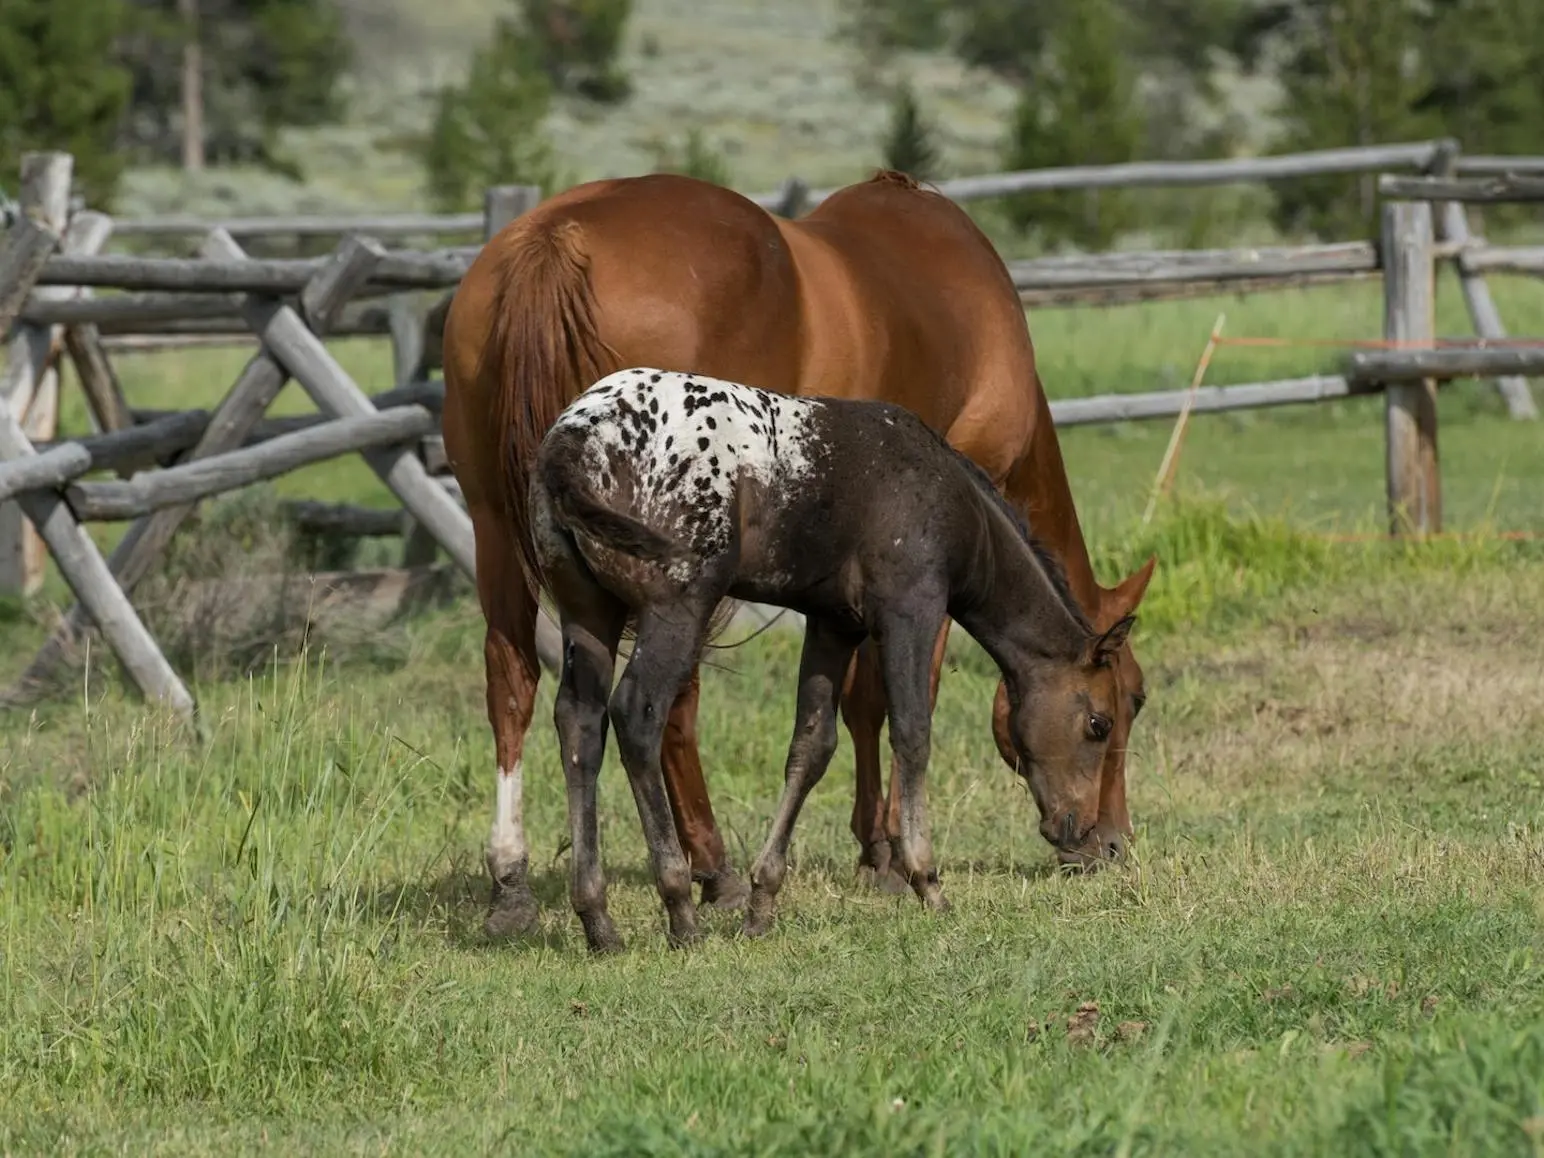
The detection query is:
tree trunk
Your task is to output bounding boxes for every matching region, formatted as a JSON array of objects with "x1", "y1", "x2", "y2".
[{"x1": 180, "y1": 0, "x2": 205, "y2": 173}]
